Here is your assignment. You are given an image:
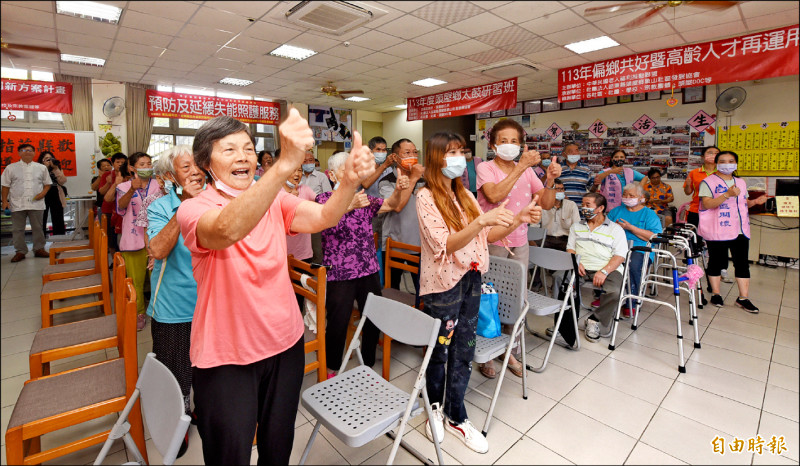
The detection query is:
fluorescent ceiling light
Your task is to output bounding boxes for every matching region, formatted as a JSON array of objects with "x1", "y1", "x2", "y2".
[
  {"x1": 269, "y1": 44, "x2": 317, "y2": 61},
  {"x1": 219, "y1": 78, "x2": 253, "y2": 86},
  {"x1": 56, "y1": 1, "x2": 123, "y2": 24},
  {"x1": 345, "y1": 96, "x2": 370, "y2": 102},
  {"x1": 60, "y1": 54, "x2": 105, "y2": 67},
  {"x1": 564, "y1": 36, "x2": 619, "y2": 54},
  {"x1": 395, "y1": 104, "x2": 407, "y2": 109},
  {"x1": 412, "y1": 78, "x2": 447, "y2": 87}
]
